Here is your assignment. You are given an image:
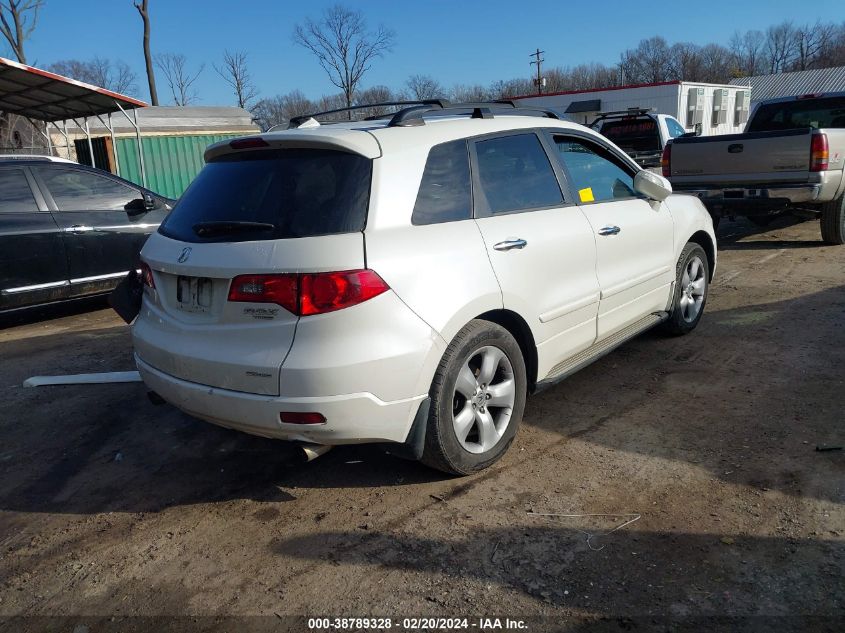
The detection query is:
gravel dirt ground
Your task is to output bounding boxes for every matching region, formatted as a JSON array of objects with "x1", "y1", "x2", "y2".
[{"x1": 0, "y1": 217, "x2": 843, "y2": 633}]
